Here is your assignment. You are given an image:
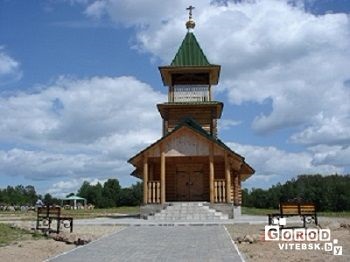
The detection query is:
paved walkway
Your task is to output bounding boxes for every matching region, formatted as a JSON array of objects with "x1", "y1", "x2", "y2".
[
  {"x1": 71, "y1": 214, "x2": 268, "y2": 226},
  {"x1": 49, "y1": 226, "x2": 243, "y2": 262}
]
